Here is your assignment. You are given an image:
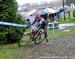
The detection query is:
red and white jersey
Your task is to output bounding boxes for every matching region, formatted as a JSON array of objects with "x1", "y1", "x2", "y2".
[{"x1": 31, "y1": 18, "x2": 44, "y2": 31}]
